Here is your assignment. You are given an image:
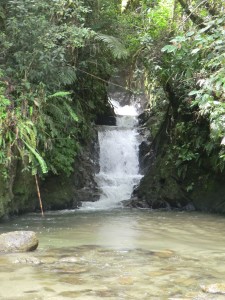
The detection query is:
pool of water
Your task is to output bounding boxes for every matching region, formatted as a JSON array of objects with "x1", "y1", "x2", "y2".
[{"x1": 0, "y1": 209, "x2": 225, "y2": 299}]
